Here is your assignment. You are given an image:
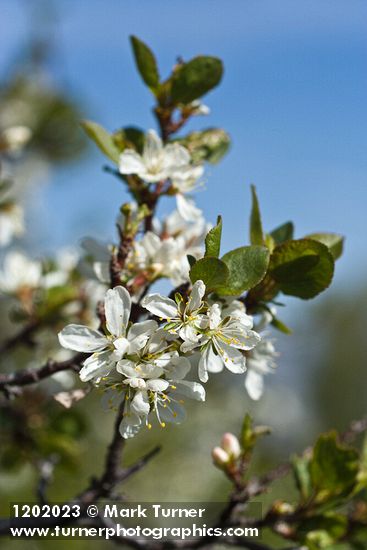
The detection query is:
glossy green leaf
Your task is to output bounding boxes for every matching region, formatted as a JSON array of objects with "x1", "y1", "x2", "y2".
[
  {"x1": 270, "y1": 239, "x2": 334, "y2": 299},
  {"x1": 81, "y1": 120, "x2": 120, "y2": 164},
  {"x1": 171, "y1": 56, "x2": 223, "y2": 104},
  {"x1": 205, "y1": 216, "x2": 222, "y2": 258},
  {"x1": 217, "y1": 246, "x2": 270, "y2": 295},
  {"x1": 250, "y1": 185, "x2": 264, "y2": 246},
  {"x1": 189, "y1": 257, "x2": 229, "y2": 291},
  {"x1": 270, "y1": 221, "x2": 294, "y2": 244},
  {"x1": 305, "y1": 233, "x2": 344, "y2": 260},
  {"x1": 130, "y1": 36, "x2": 160, "y2": 91}
]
